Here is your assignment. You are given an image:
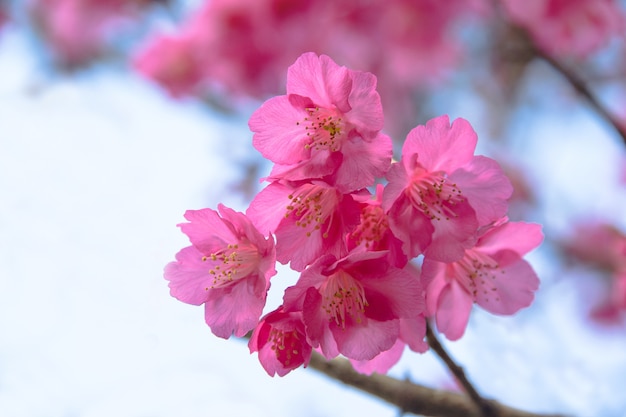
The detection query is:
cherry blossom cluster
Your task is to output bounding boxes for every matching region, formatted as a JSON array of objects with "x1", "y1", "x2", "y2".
[
  {"x1": 133, "y1": 0, "x2": 483, "y2": 135},
  {"x1": 27, "y1": 0, "x2": 158, "y2": 68},
  {"x1": 501, "y1": 0, "x2": 625, "y2": 58},
  {"x1": 164, "y1": 53, "x2": 543, "y2": 377}
]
